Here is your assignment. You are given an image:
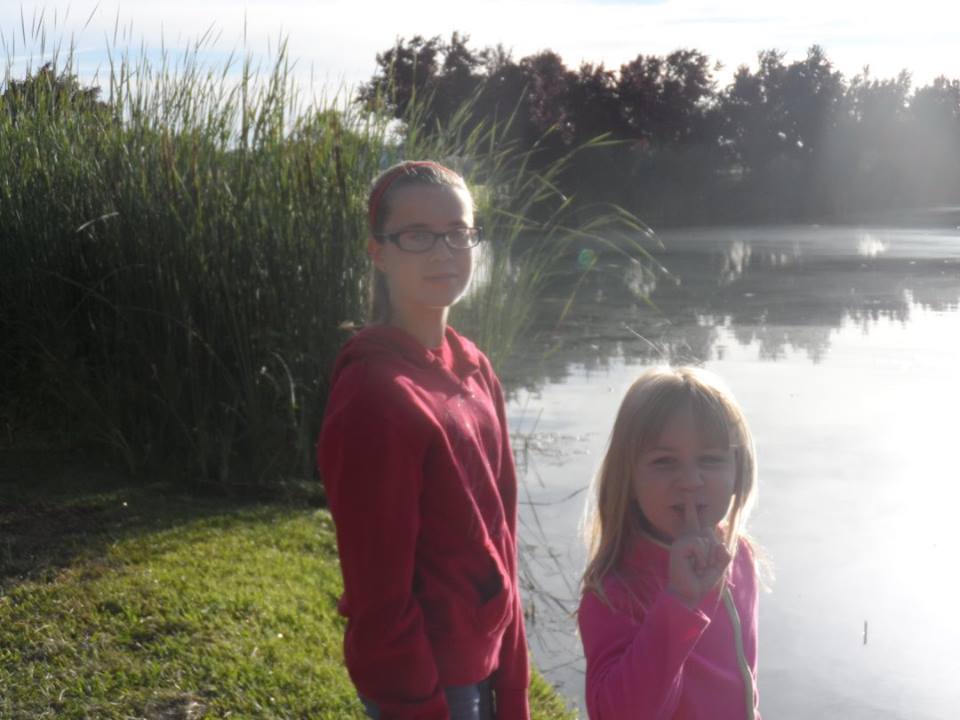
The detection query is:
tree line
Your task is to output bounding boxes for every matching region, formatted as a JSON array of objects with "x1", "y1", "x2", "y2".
[{"x1": 361, "y1": 34, "x2": 960, "y2": 225}]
